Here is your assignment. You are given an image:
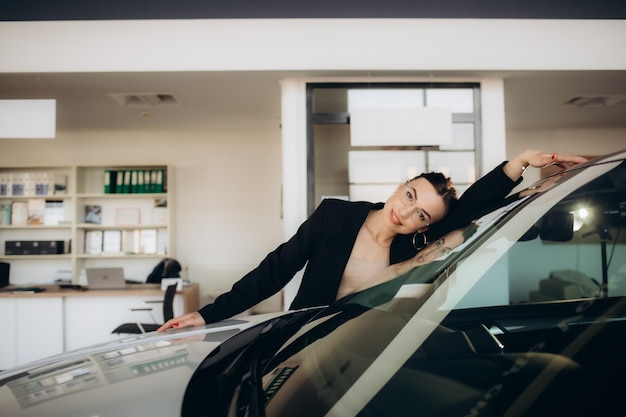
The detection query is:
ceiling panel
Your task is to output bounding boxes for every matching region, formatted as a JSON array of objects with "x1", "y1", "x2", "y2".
[{"x1": 0, "y1": 70, "x2": 625, "y2": 132}]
